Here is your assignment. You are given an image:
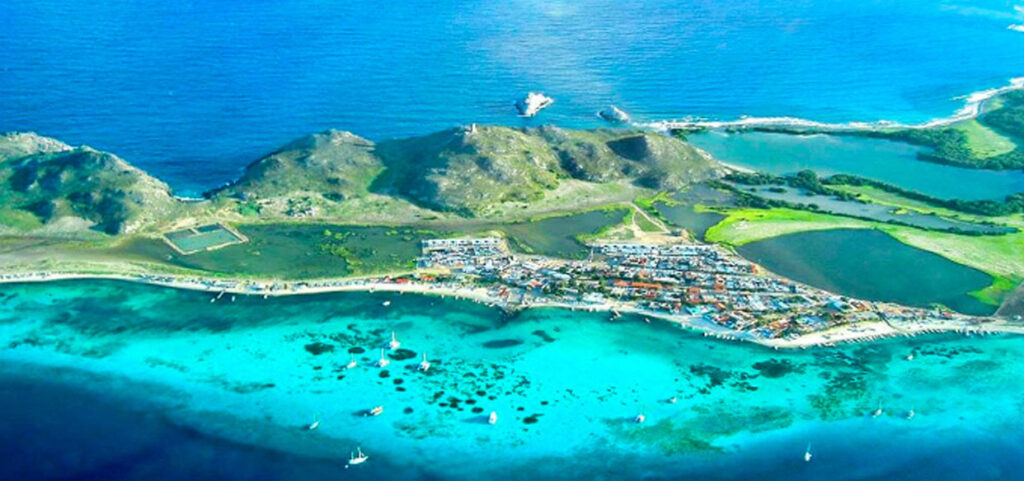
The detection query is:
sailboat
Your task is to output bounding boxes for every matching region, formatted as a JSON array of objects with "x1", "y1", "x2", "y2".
[
  {"x1": 367, "y1": 405, "x2": 384, "y2": 417},
  {"x1": 906, "y1": 408, "x2": 915, "y2": 420},
  {"x1": 346, "y1": 357, "x2": 358, "y2": 369},
  {"x1": 804, "y1": 443, "x2": 812, "y2": 462},
  {"x1": 418, "y1": 353, "x2": 431, "y2": 371},
  {"x1": 388, "y1": 331, "x2": 401, "y2": 350},
  {"x1": 348, "y1": 447, "x2": 369, "y2": 466},
  {"x1": 488, "y1": 411, "x2": 498, "y2": 425},
  {"x1": 382, "y1": 300, "x2": 391, "y2": 307},
  {"x1": 872, "y1": 403, "x2": 884, "y2": 418},
  {"x1": 307, "y1": 414, "x2": 321, "y2": 431},
  {"x1": 377, "y1": 348, "x2": 391, "y2": 368}
]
